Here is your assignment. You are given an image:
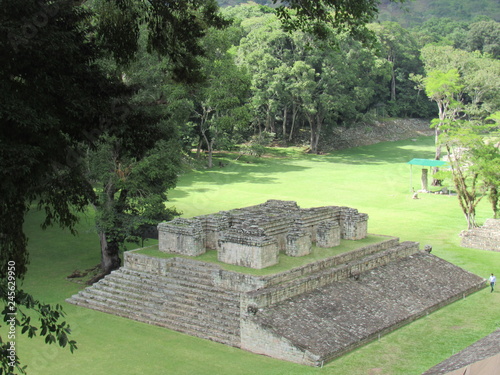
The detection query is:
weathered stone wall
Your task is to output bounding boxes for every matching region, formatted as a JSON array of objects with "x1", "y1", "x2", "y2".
[
  {"x1": 260, "y1": 236, "x2": 400, "y2": 288},
  {"x1": 157, "y1": 200, "x2": 368, "y2": 269},
  {"x1": 199, "y1": 213, "x2": 231, "y2": 250},
  {"x1": 219, "y1": 241, "x2": 279, "y2": 269},
  {"x1": 322, "y1": 118, "x2": 434, "y2": 151},
  {"x1": 316, "y1": 220, "x2": 340, "y2": 248},
  {"x1": 124, "y1": 249, "x2": 175, "y2": 276},
  {"x1": 158, "y1": 218, "x2": 206, "y2": 256},
  {"x1": 240, "y1": 319, "x2": 321, "y2": 367},
  {"x1": 285, "y1": 229, "x2": 312, "y2": 257},
  {"x1": 340, "y1": 207, "x2": 369, "y2": 240},
  {"x1": 125, "y1": 236, "x2": 401, "y2": 293},
  {"x1": 460, "y1": 219, "x2": 500, "y2": 252}
]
